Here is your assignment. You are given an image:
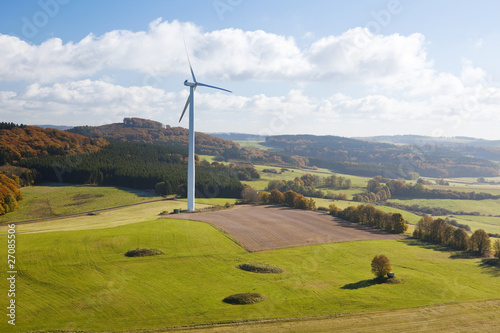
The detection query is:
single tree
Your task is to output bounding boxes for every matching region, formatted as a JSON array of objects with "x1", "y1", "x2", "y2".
[
  {"x1": 371, "y1": 254, "x2": 392, "y2": 278},
  {"x1": 493, "y1": 239, "x2": 500, "y2": 260},
  {"x1": 452, "y1": 228, "x2": 470, "y2": 251},
  {"x1": 392, "y1": 213, "x2": 408, "y2": 234},
  {"x1": 469, "y1": 229, "x2": 491, "y2": 257},
  {"x1": 241, "y1": 186, "x2": 259, "y2": 203}
]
